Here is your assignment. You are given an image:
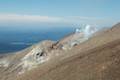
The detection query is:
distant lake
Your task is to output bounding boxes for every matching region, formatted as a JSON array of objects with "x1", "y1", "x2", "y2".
[{"x1": 0, "y1": 26, "x2": 75, "y2": 54}]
